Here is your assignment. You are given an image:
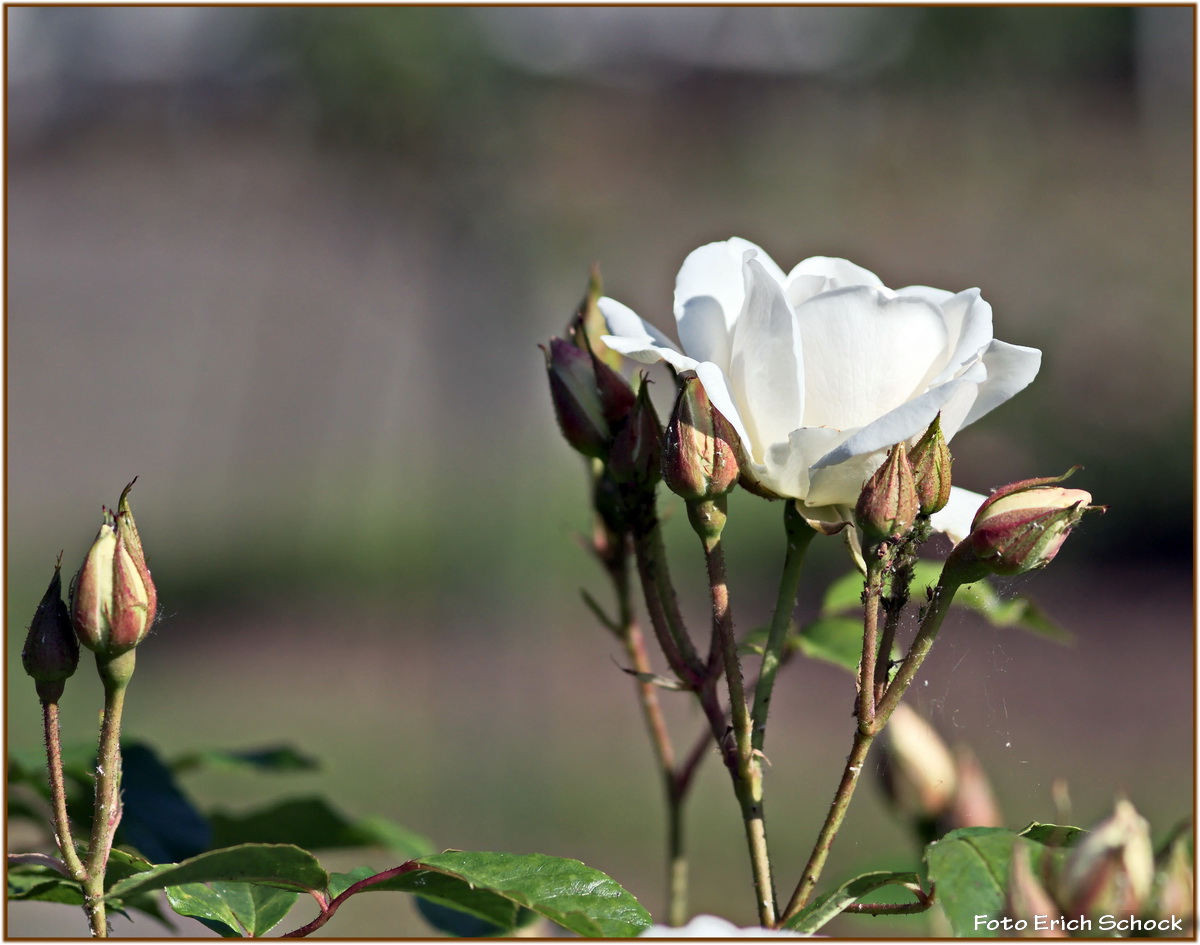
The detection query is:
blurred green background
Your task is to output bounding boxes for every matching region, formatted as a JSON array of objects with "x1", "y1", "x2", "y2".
[{"x1": 7, "y1": 6, "x2": 1192, "y2": 937}]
